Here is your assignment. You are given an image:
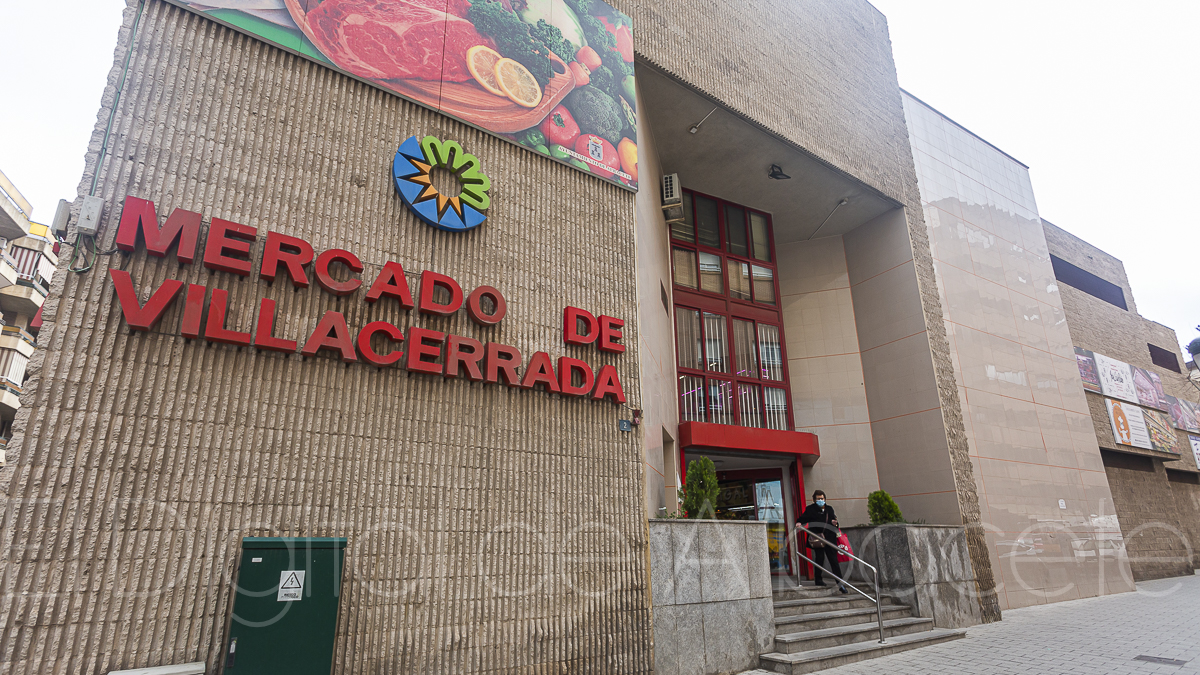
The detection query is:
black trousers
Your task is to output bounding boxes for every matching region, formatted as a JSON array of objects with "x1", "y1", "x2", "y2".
[{"x1": 811, "y1": 545, "x2": 843, "y2": 585}]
